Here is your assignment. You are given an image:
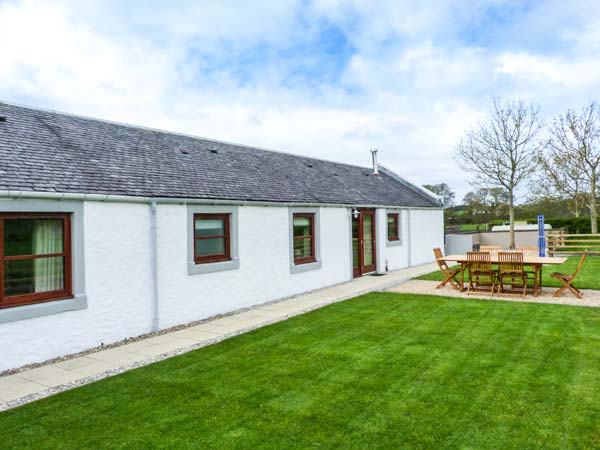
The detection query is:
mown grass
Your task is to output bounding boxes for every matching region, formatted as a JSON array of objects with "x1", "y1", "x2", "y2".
[
  {"x1": 2, "y1": 293, "x2": 600, "y2": 449},
  {"x1": 417, "y1": 255, "x2": 600, "y2": 290}
]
